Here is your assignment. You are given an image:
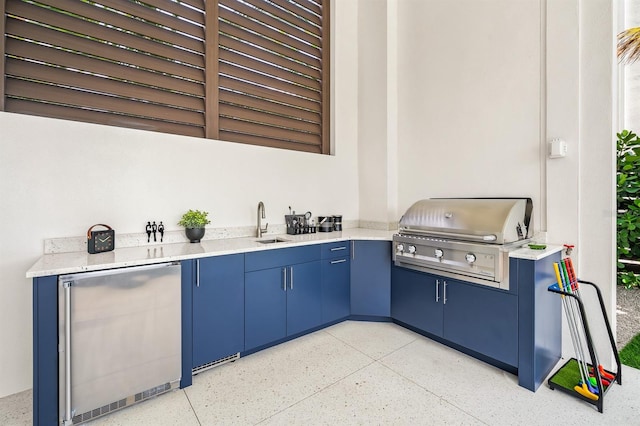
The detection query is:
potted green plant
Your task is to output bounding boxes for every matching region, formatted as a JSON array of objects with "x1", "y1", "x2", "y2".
[{"x1": 178, "y1": 209, "x2": 211, "y2": 243}]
